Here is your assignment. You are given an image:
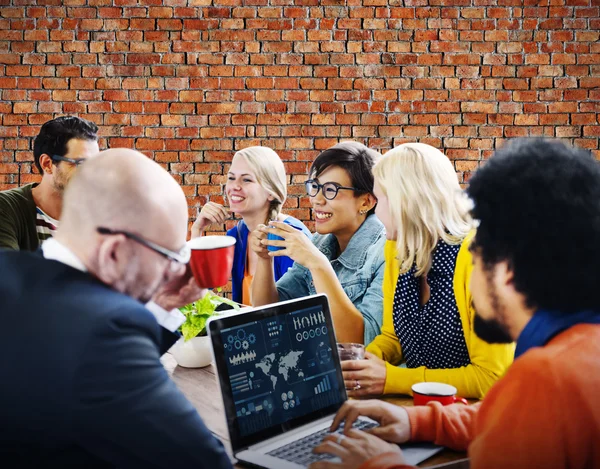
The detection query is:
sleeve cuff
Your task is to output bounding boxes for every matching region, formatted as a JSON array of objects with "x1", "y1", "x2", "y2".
[
  {"x1": 145, "y1": 301, "x2": 186, "y2": 333},
  {"x1": 406, "y1": 403, "x2": 440, "y2": 442}
]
